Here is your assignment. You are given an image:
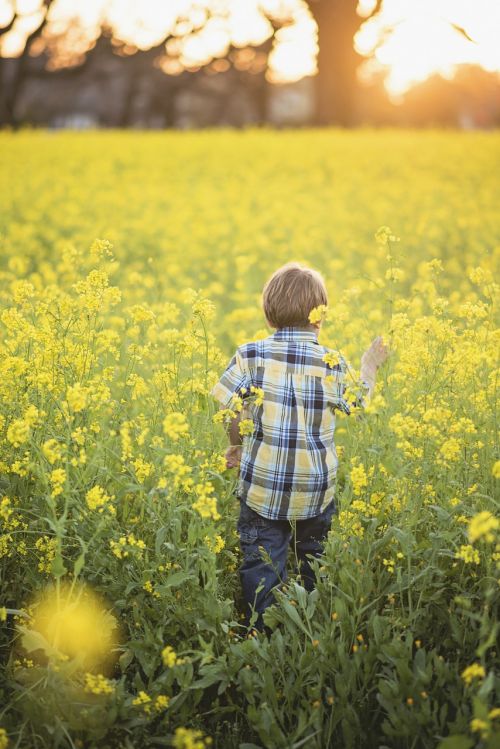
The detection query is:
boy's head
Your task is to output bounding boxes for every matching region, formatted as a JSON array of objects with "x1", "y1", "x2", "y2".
[{"x1": 262, "y1": 262, "x2": 328, "y2": 329}]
